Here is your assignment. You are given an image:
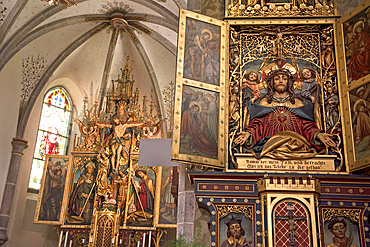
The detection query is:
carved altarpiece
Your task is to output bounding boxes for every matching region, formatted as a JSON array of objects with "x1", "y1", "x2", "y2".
[
  {"x1": 35, "y1": 57, "x2": 172, "y2": 247},
  {"x1": 181, "y1": 1, "x2": 370, "y2": 247}
]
